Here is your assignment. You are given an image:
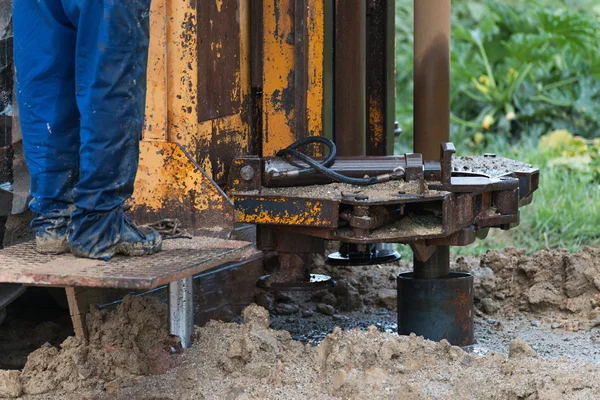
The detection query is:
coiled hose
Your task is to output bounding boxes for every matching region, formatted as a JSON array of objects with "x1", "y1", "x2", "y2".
[
  {"x1": 277, "y1": 136, "x2": 337, "y2": 175},
  {"x1": 275, "y1": 137, "x2": 404, "y2": 186}
]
